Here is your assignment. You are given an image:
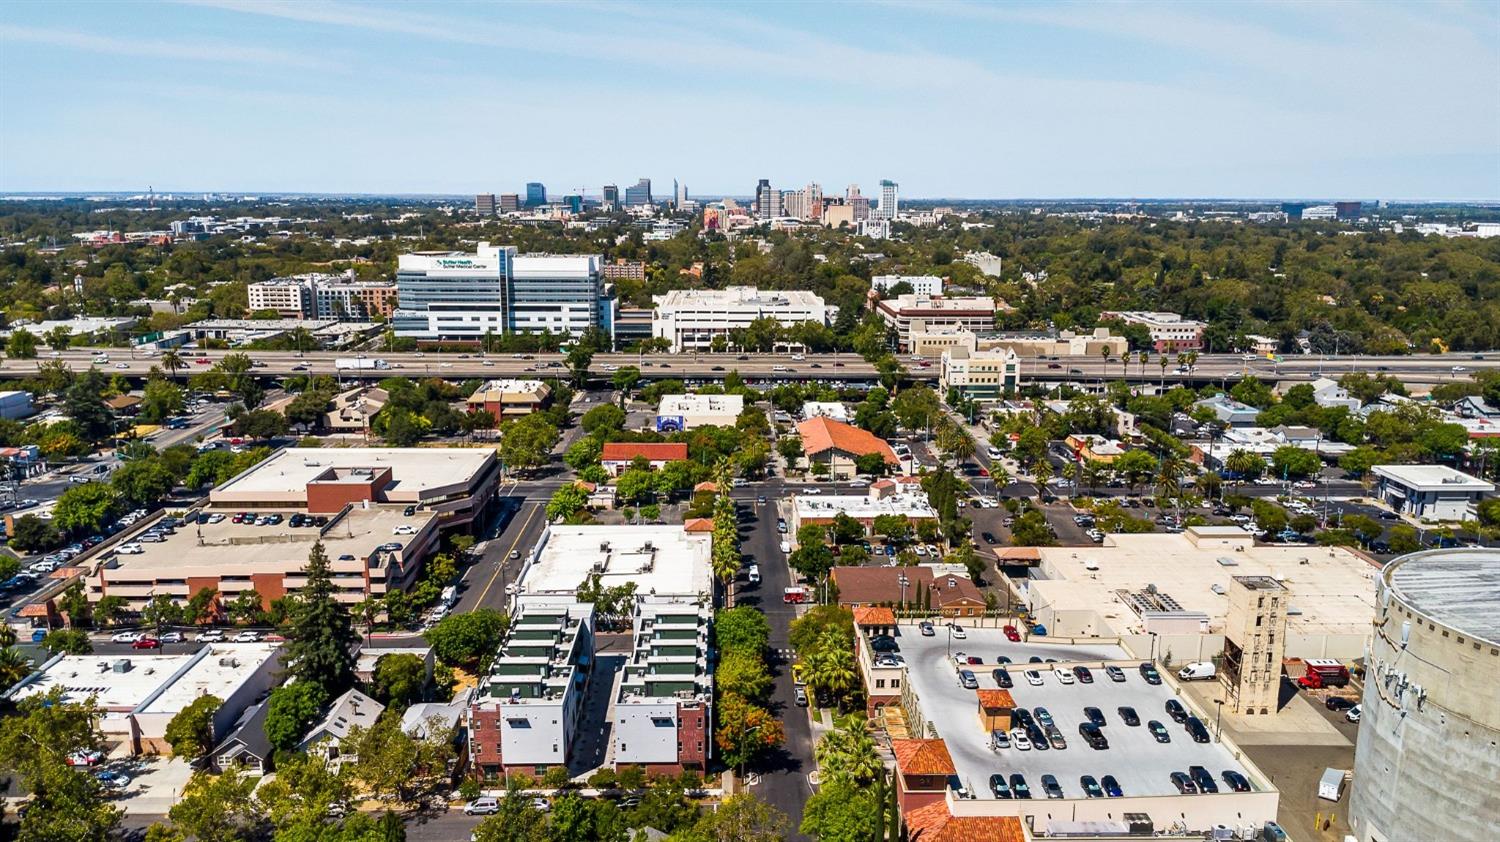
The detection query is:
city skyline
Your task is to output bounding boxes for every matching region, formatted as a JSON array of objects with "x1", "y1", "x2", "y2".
[{"x1": 1, "y1": 1, "x2": 1498, "y2": 199}]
